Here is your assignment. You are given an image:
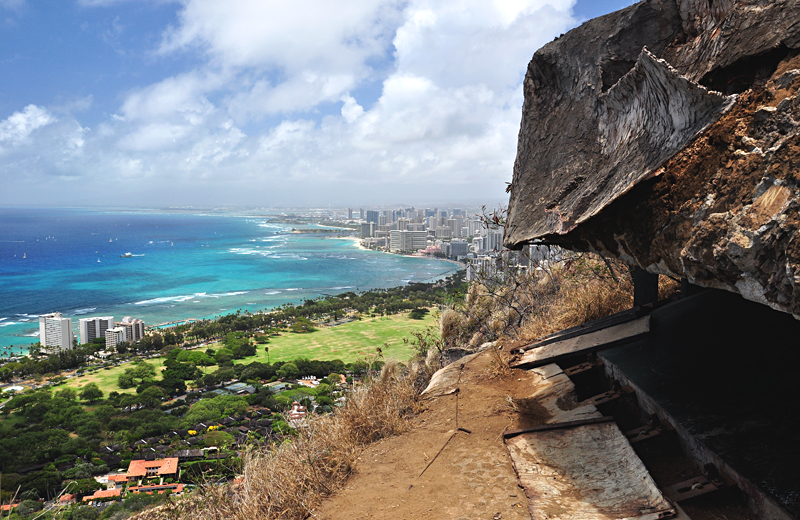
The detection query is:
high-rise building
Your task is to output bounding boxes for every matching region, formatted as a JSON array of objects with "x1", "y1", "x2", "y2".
[
  {"x1": 359, "y1": 208, "x2": 365, "y2": 220},
  {"x1": 39, "y1": 312, "x2": 74, "y2": 351},
  {"x1": 396, "y1": 218, "x2": 411, "y2": 231},
  {"x1": 366, "y1": 210, "x2": 379, "y2": 224},
  {"x1": 79, "y1": 316, "x2": 114, "y2": 345},
  {"x1": 487, "y1": 227, "x2": 504, "y2": 251},
  {"x1": 347, "y1": 208, "x2": 353, "y2": 220},
  {"x1": 105, "y1": 327, "x2": 127, "y2": 350},
  {"x1": 378, "y1": 214, "x2": 387, "y2": 226},
  {"x1": 361, "y1": 222, "x2": 375, "y2": 238},
  {"x1": 389, "y1": 230, "x2": 427, "y2": 252},
  {"x1": 116, "y1": 317, "x2": 145, "y2": 343},
  {"x1": 446, "y1": 218, "x2": 462, "y2": 238},
  {"x1": 467, "y1": 219, "x2": 483, "y2": 237},
  {"x1": 450, "y1": 240, "x2": 469, "y2": 258}
]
